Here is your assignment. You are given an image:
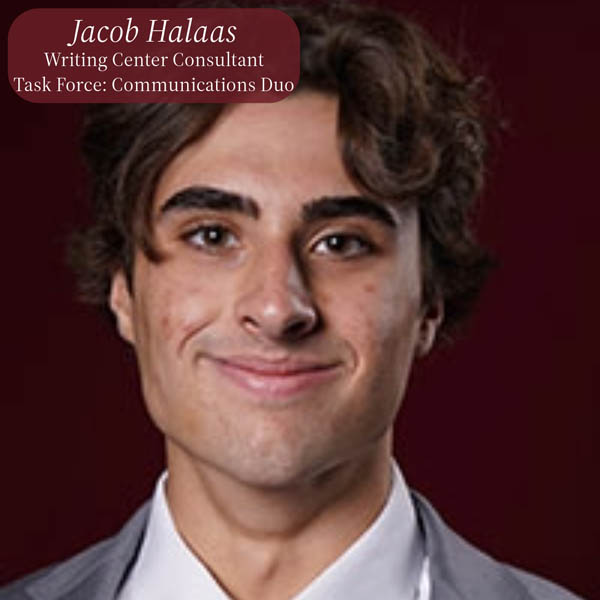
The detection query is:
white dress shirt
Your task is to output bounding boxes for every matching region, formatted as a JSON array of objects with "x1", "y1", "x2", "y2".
[{"x1": 118, "y1": 463, "x2": 430, "y2": 600}]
